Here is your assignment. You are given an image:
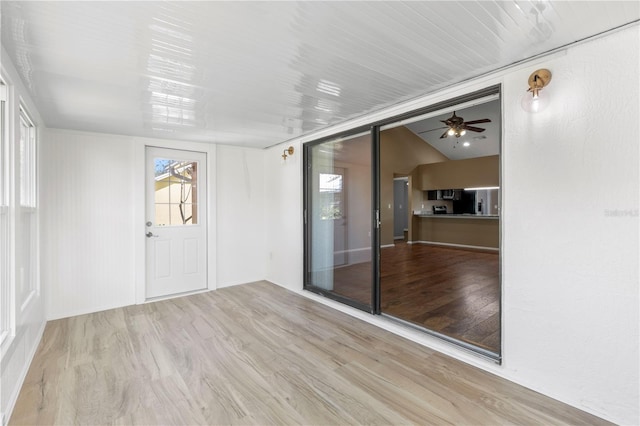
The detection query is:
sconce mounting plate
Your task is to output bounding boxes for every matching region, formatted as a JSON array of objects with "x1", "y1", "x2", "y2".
[
  {"x1": 282, "y1": 146, "x2": 294, "y2": 160},
  {"x1": 528, "y1": 68, "x2": 552, "y2": 90}
]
